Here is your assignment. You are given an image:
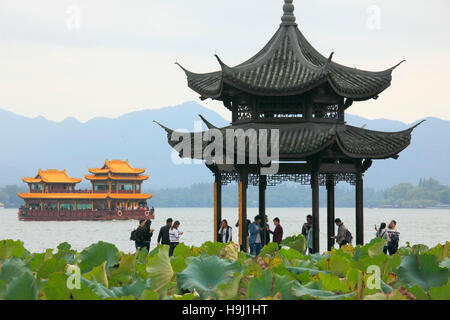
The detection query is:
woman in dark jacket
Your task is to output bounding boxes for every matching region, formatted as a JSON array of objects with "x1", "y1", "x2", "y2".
[
  {"x1": 218, "y1": 220, "x2": 232, "y2": 243},
  {"x1": 136, "y1": 220, "x2": 154, "y2": 252}
]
